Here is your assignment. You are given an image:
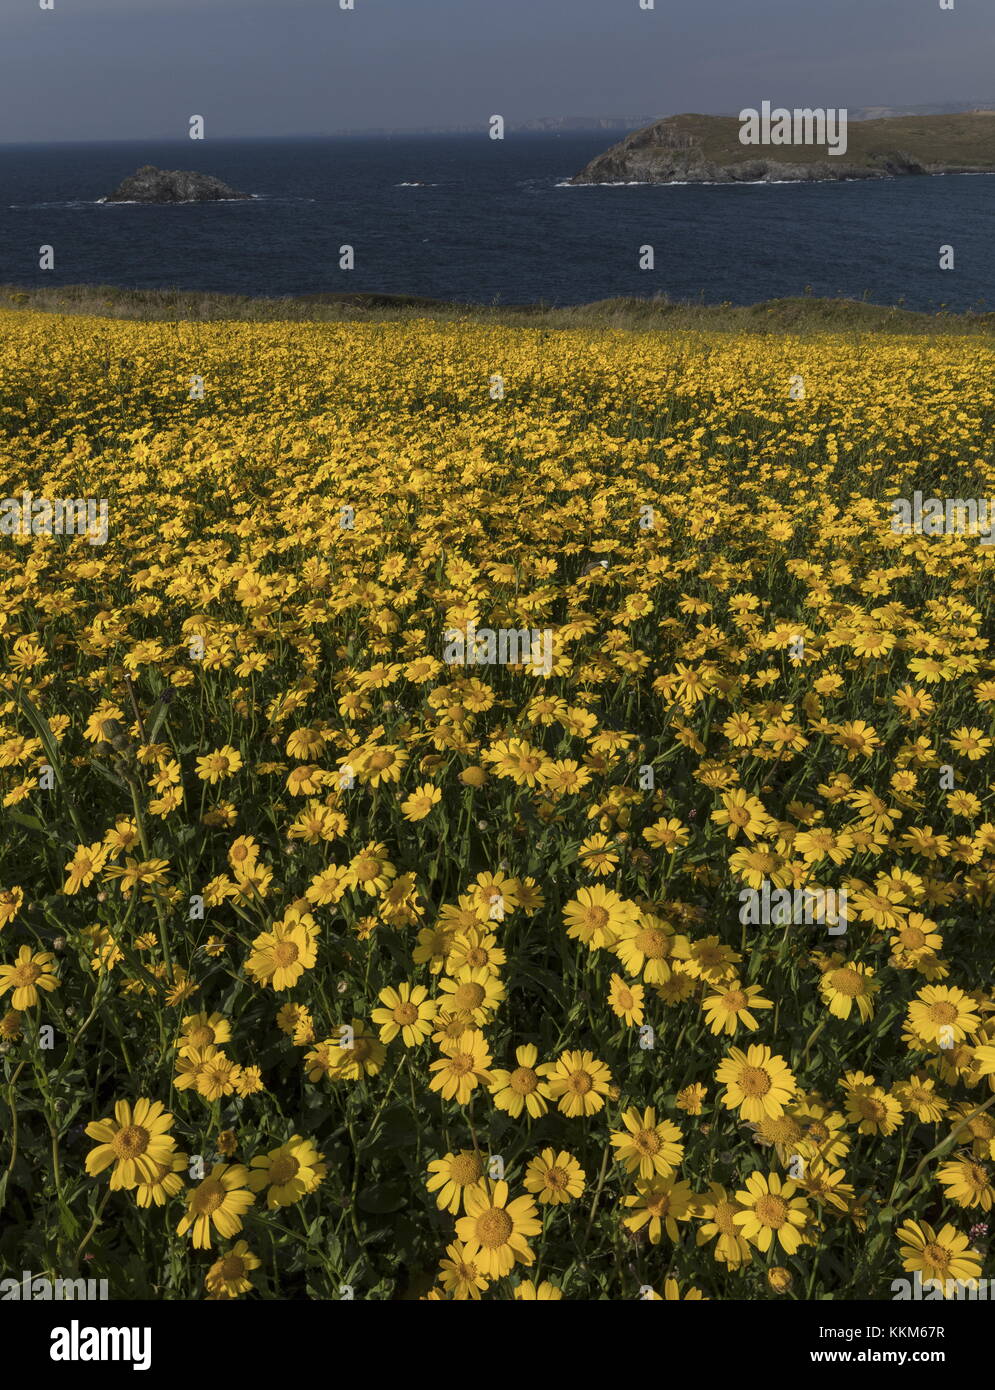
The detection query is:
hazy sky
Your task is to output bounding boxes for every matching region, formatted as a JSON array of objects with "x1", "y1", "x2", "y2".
[{"x1": 1, "y1": 0, "x2": 991, "y2": 143}]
